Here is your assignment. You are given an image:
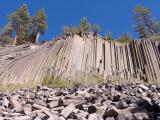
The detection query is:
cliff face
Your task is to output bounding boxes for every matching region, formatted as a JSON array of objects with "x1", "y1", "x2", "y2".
[{"x1": 0, "y1": 35, "x2": 160, "y2": 85}]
